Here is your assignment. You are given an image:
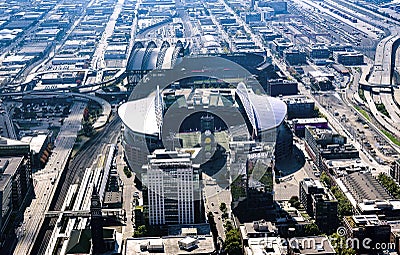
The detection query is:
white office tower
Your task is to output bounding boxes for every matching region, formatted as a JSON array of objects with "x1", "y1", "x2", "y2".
[{"x1": 143, "y1": 149, "x2": 201, "y2": 225}]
